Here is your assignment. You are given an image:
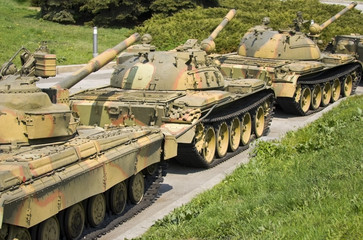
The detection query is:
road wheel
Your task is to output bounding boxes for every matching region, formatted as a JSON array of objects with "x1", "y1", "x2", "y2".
[
  {"x1": 321, "y1": 82, "x2": 332, "y2": 107},
  {"x1": 342, "y1": 74, "x2": 353, "y2": 97},
  {"x1": 331, "y1": 78, "x2": 341, "y2": 102},
  {"x1": 64, "y1": 203, "x2": 85, "y2": 240},
  {"x1": 253, "y1": 106, "x2": 265, "y2": 138},
  {"x1": 37, "y1": 216, "x2": 60, "y2": 240},
  {"x1": 8, "y1": 226, "x2": 31, "y2": 240},
  {"x1": 87, "y1": 194, "x2": 106, "y2": 227},
  {"x1": 215, "y1": 122, "x2": 229, "y2": 158},
  {"x1": 144, "y1": 163, "x2": 158, "y2": 176},
  {"x1": 228, "y1": 118, "x2": 241, "y2": 152},
  {"x1": 110, "y1": 181, "x2": 127, "y2": 215},
  {"x1": 310, "y1": 84, "x2": 322, "y2": 110},
  {"x1": 129, "y1": 172, "x2": 145, "y2": 204},
  {"x1": 195, "y1": 125, "x2": 216, "y2": 164},
  {"x1": 240, "y1": 113, "x2": 252, "y2": 145},
  {"x1": 299, "y1": 87, "x2": 311, "y2": 114}
]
